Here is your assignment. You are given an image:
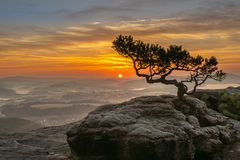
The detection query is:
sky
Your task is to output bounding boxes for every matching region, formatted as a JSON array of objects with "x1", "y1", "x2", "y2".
[{"x1": 0, "y1": 0, "x2": 240, "y2": 78}]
